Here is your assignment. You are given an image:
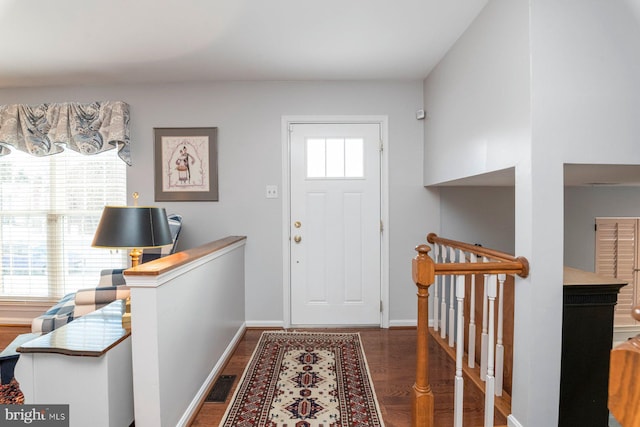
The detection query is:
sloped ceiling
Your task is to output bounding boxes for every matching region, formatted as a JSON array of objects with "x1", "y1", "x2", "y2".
[
  {"x1": 0, "y1": 0, "x2": 488, "y2": 88},
  {"x1": 3, "y1": 2, "x2": 636, "y2": 188}
]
